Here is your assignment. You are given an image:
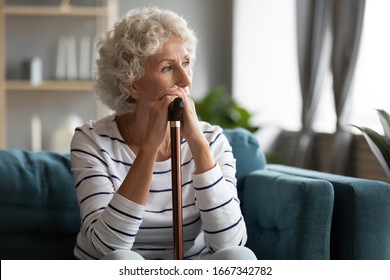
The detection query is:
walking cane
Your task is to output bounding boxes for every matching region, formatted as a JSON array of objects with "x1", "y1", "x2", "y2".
[{"x1": 168, "y1": 97, "x2": 184, "y2": 260}]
